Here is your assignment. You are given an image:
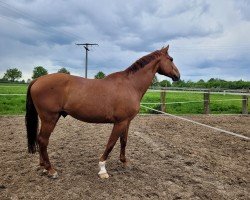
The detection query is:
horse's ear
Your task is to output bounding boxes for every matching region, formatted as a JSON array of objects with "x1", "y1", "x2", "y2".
[{"x1": 161, "y1": 45, "x2": 169, "y2": 54}]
